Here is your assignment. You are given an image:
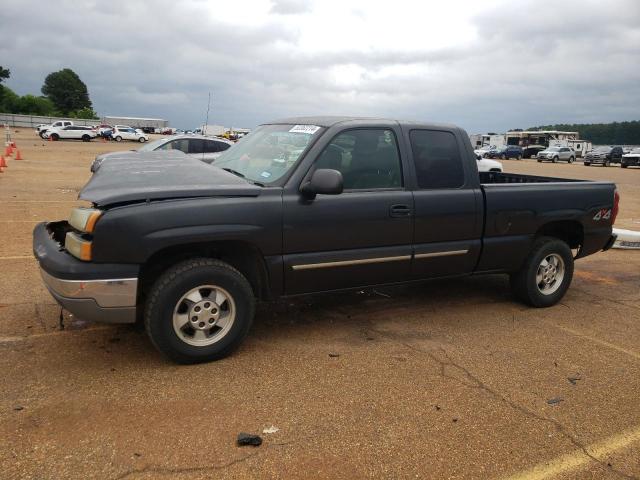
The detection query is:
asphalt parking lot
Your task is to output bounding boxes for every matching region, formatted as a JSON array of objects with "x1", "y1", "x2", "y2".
[{"x1": 1, "y1": 129, "x2": 639, "y2": 479}]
